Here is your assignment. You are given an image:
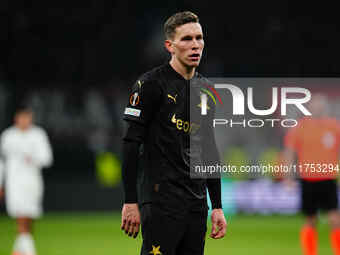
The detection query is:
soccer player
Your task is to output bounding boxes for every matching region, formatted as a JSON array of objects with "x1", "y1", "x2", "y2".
[
  {"x1": 283, "y1": 94, "x2": 340, "y2": 255},
  {"x1": 0, "y1": 105, "x2": 53, "y2": 255},
  {"x1": 121, "y1": 11, "x2": 227, "y2": 255}
]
